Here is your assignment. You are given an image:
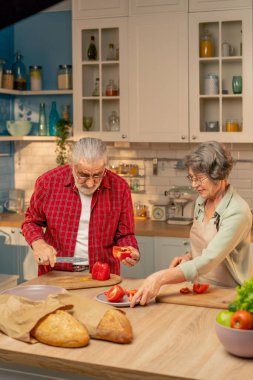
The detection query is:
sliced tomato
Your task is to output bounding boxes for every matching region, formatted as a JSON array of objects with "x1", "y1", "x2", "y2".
[
  {"x1": 192, "y1": 283, "x2": 209, "y2": 294},
  {"x1": 105, "y1": 285, "x2": 125, "y2": 303},
  {"x1": 230, "y1": 310, "x2": 253, "y2": 330},
  {"x1": 180, "y1": 287, "x2": 191, "y2": 294},
  {"x1": 113, "y1": 246, "x2": 131, "y2": 261},
  {"x1": 124, "y1": 288, "x2": 138, "y2": 301}
]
